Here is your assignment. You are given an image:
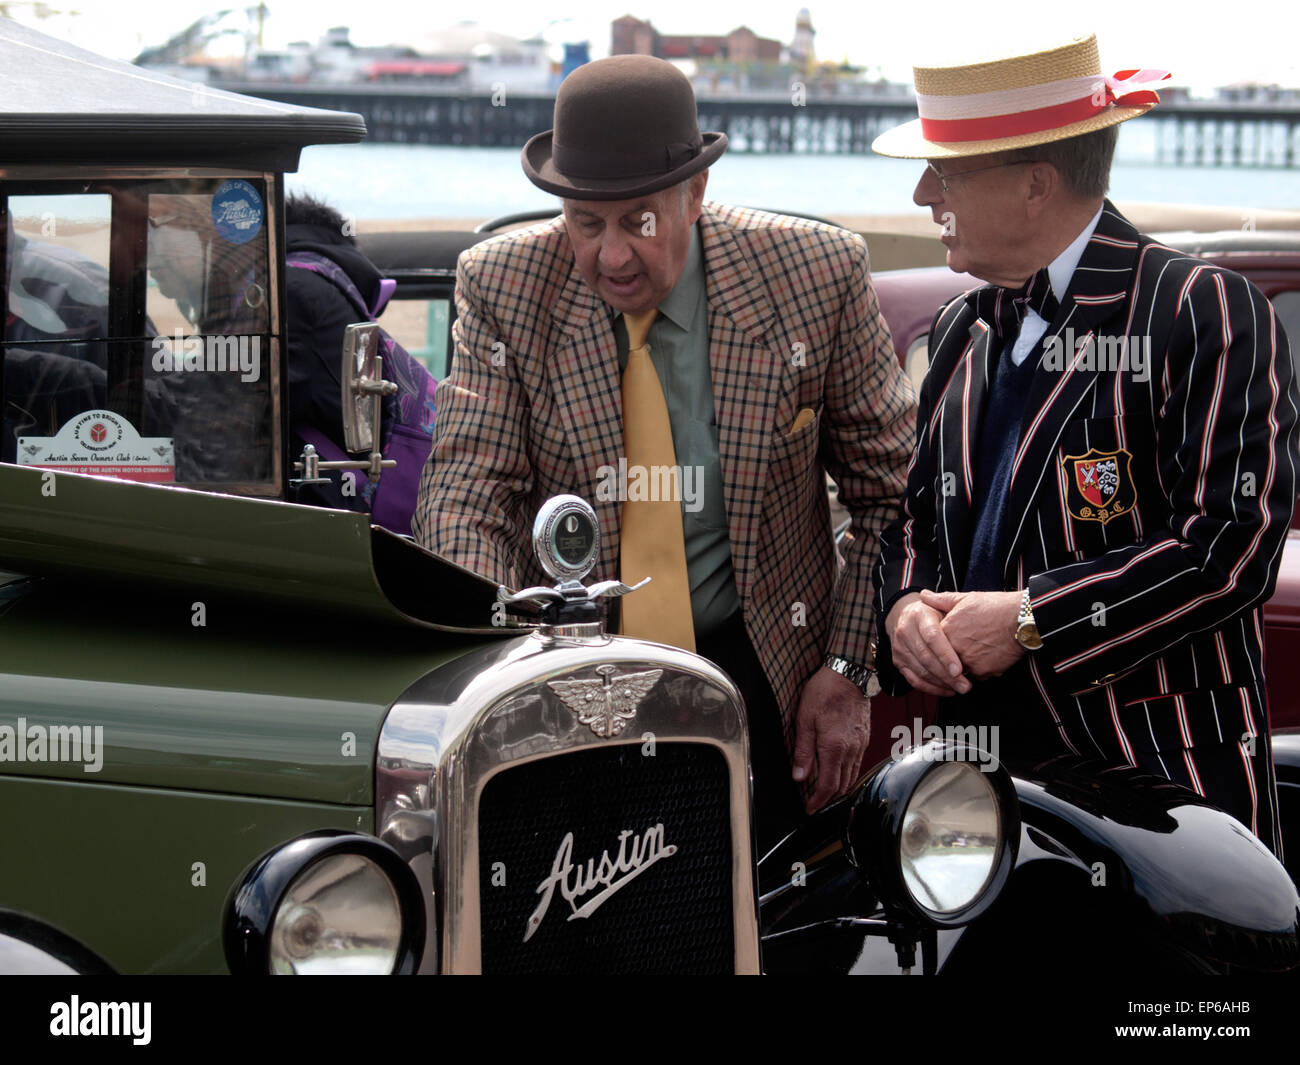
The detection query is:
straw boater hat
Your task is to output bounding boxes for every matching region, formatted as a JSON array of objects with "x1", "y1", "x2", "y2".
[
  {"x1": 872, "y1": 34, "x2": 1169, "y2": 159},
  {"x1": 522, "y1": 54, "x2": 728, "y2": 200}
]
